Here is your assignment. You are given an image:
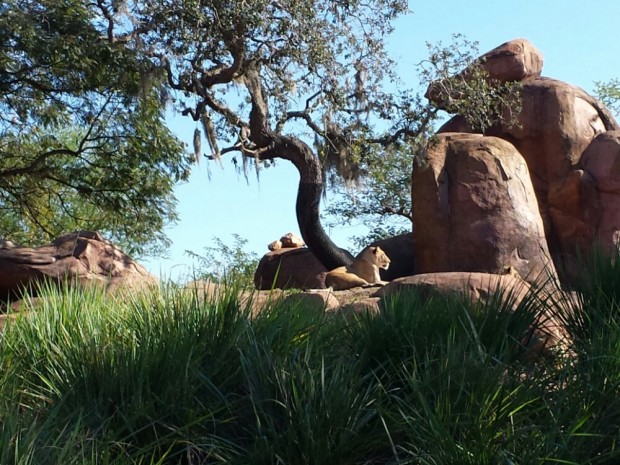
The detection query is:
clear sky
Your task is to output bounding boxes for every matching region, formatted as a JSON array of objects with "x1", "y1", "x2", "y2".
[{"x1": 143, "y1": 0, "x2": 620, "y2": 281}]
